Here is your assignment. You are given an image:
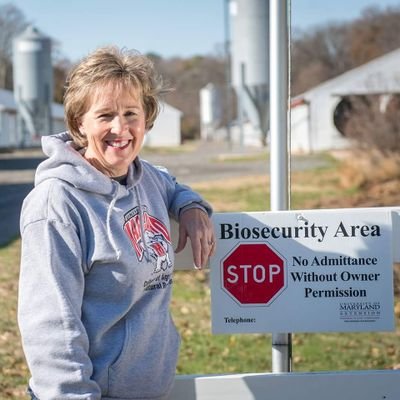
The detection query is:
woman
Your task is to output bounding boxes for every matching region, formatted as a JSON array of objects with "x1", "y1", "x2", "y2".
[{"x1": 18, "y1": 46, "x2": 215, "y2": 399}]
